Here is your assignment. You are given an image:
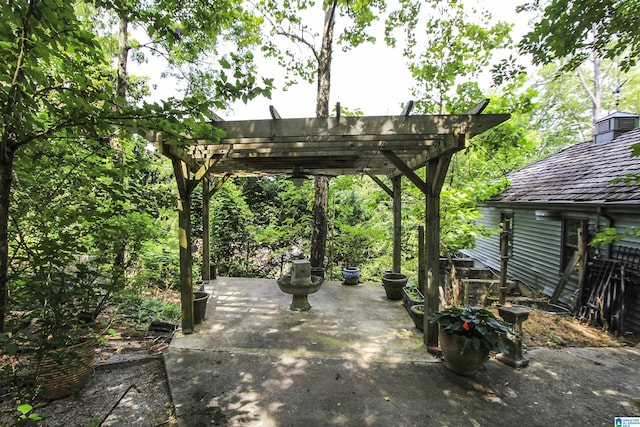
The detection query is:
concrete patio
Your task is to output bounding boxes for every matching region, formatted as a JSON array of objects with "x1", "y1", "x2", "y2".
[{"x1": 163, "y1": 277, "x2": 640, "y2": 426}]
